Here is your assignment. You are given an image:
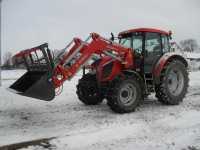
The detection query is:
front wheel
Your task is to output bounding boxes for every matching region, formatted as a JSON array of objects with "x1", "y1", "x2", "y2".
[
  {"x1": 107, "y1": 75, "x2": 142, "y2": 113},
  {"x1": 76, "y1": 74, "x2": 103, "y2": 105}
]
